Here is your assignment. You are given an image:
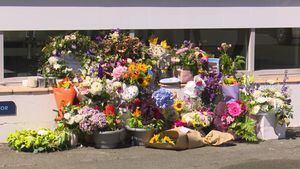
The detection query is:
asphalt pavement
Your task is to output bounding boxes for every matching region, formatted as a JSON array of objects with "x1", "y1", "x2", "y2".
[{"x1": 0, "y1": 138, "x2": 300, "y2": 169}]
